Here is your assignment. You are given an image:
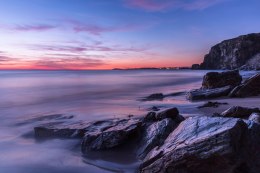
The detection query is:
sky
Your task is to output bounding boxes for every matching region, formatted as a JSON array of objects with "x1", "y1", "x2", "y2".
[{"x1": 0, "y1": 0, "x2": 259, "y2": 70}]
